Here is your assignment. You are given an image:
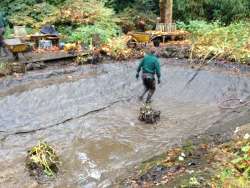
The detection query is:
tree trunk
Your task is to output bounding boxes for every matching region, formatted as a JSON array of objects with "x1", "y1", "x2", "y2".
[{"x1": 160, "y1": 0, "x2": 173, "y2": 24}]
